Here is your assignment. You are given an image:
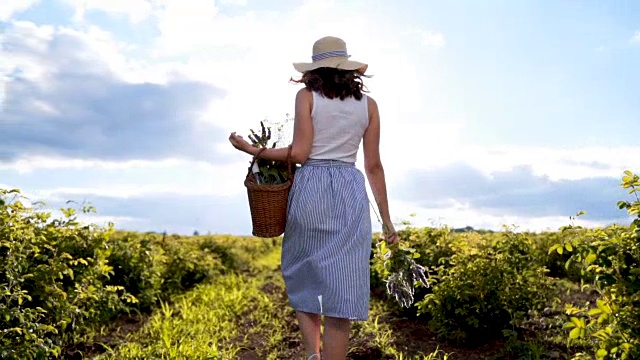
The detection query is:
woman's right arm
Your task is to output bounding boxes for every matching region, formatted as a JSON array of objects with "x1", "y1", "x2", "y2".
[{"x1": 363, "y1": 96, "x2": 398, "y2": 243}]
